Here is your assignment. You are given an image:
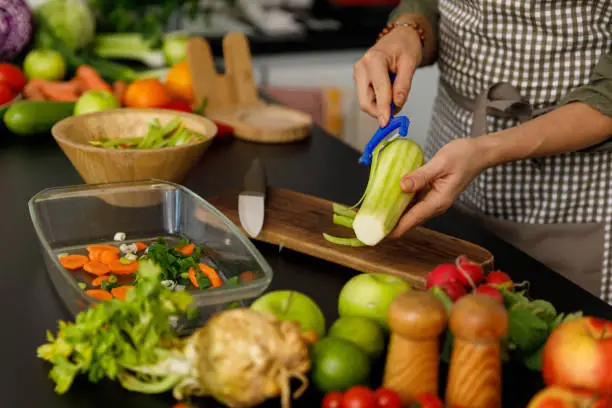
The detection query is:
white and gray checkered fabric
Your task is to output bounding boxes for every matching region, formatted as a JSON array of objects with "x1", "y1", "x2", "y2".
[{"x1": 425, "y1": 1, "x2": 612, "y2": 302}]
